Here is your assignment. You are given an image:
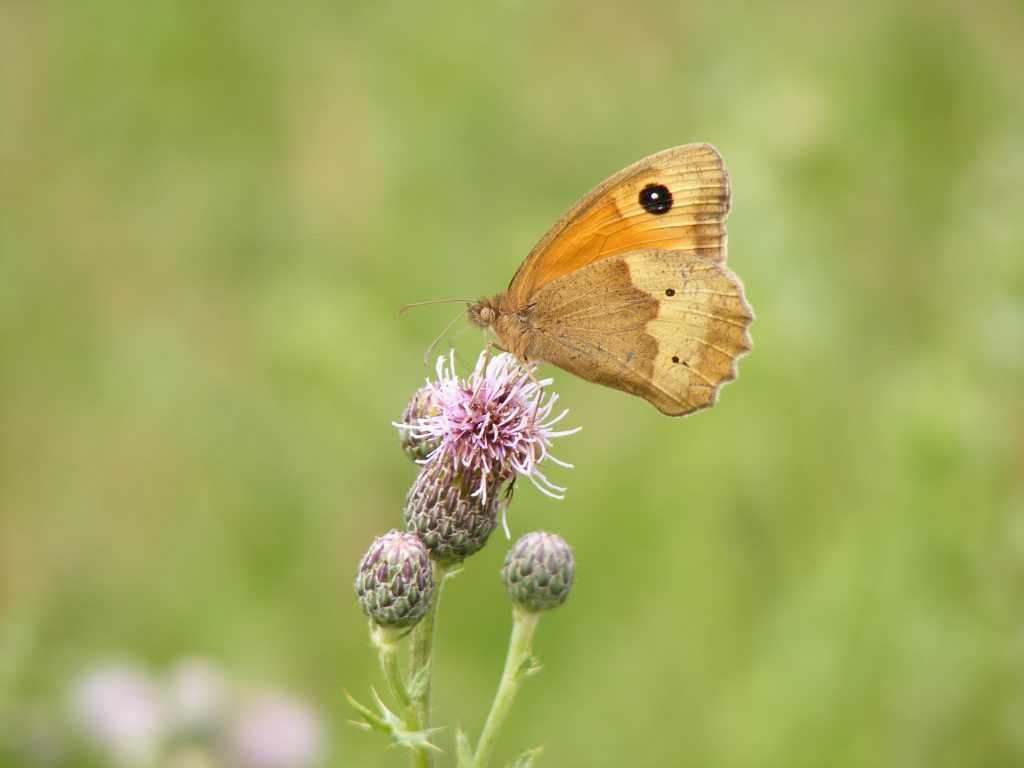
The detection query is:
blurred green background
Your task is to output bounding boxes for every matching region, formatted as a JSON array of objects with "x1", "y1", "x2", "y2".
[{"x1": 2, "y1": 0, "x2": 1023, "y2": 765}]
